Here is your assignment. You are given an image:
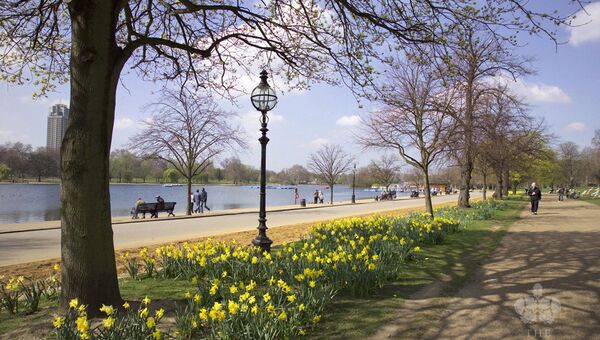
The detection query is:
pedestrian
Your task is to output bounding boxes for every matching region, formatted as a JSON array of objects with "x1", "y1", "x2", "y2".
[
  {"x1": 313, "y1": 190, "x2": 318, "y2": 204},
  {"x1": 319, "y1": 190, "x2": 324, "y2": 204},
  {"x1": 558, "y1": 187, "x2": 564, "y2": 201},
  {"x1": 527, "y1": 182, "x2": 542, "y2": 215},
  {"x1": 200, "y1": 188, "x2": 210, "y2": 213},
  {"x1": 193, "y1": 189, "x2": 201, "y2": 213},
  {"x1": 294, "y1": 188, "x2": 299, "y2": 205}
]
